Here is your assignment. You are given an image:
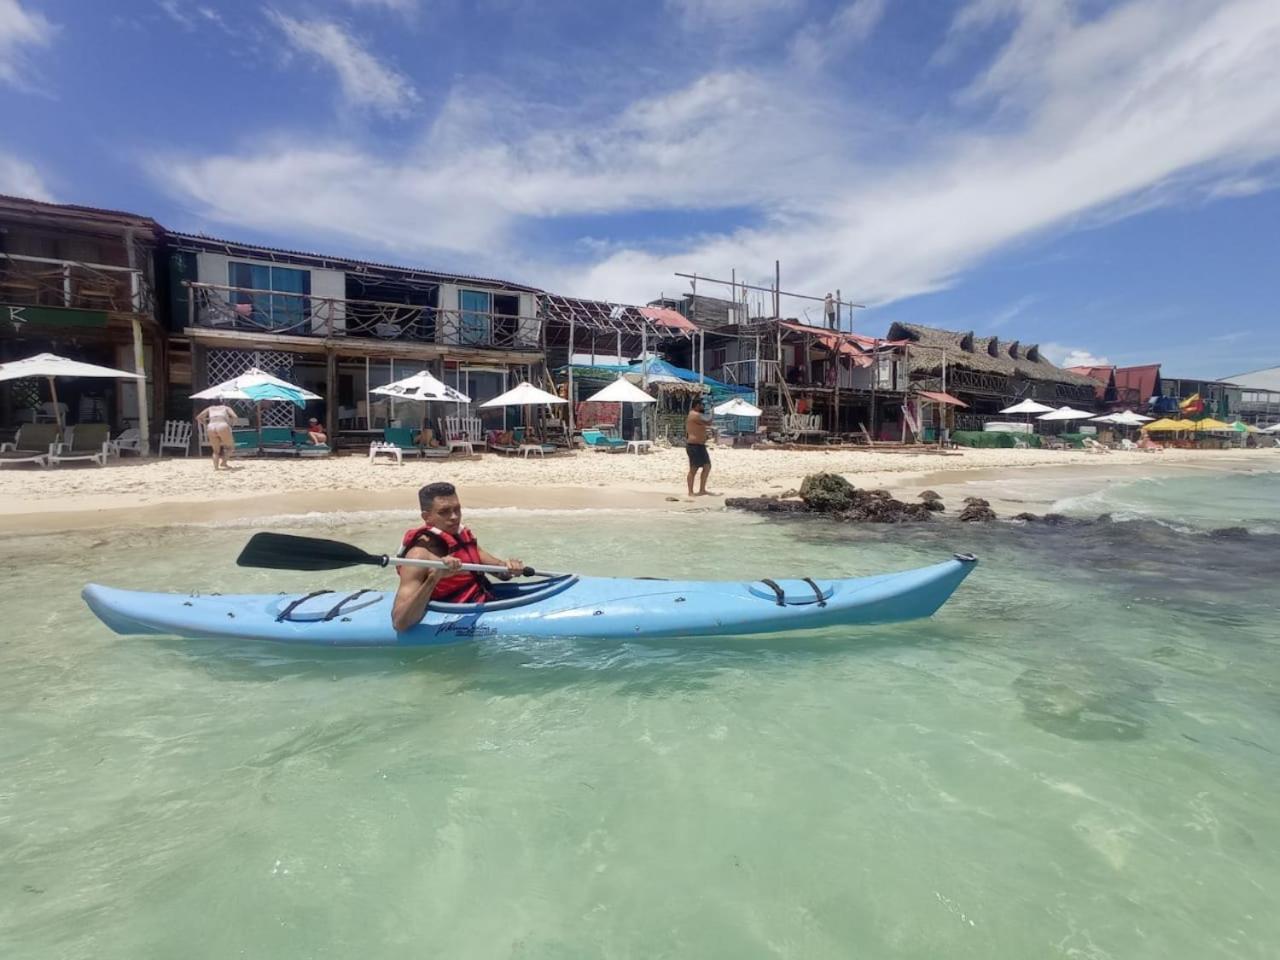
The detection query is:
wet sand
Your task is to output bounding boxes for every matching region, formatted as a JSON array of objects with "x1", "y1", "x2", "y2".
[{"x1": 0, "y1": 445, "x2": 1272, "y2": 534}]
